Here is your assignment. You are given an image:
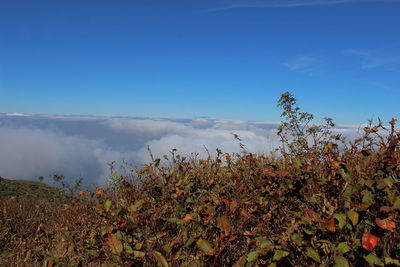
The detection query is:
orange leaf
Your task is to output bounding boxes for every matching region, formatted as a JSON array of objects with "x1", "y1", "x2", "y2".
[
  {"x1": 362, "y1": 232, "x2": 380, "y2": 251},
  {"x1": 375, "y1": 217, "x2": 396, "y2": 231},
  {"x1": 95, "y1": 187, "x2": 103, "y2": 195},
  {"x1": 233, "y1": 256, "x2": 246, "y2": 267},
  {"x1": 182, "y1": 214, "x2": 192, "y2": 222},
  {"x1": 389, "y1": 118, "x2": 397, "y2": 126}
]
